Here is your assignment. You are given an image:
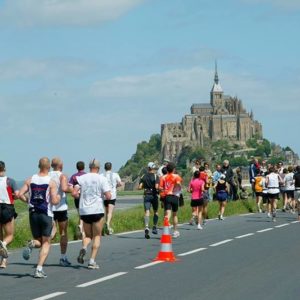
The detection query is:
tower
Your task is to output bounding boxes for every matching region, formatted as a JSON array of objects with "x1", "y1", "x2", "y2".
[{"x1": 210, "y1": 61, "x2": 224, "y2": 109}]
